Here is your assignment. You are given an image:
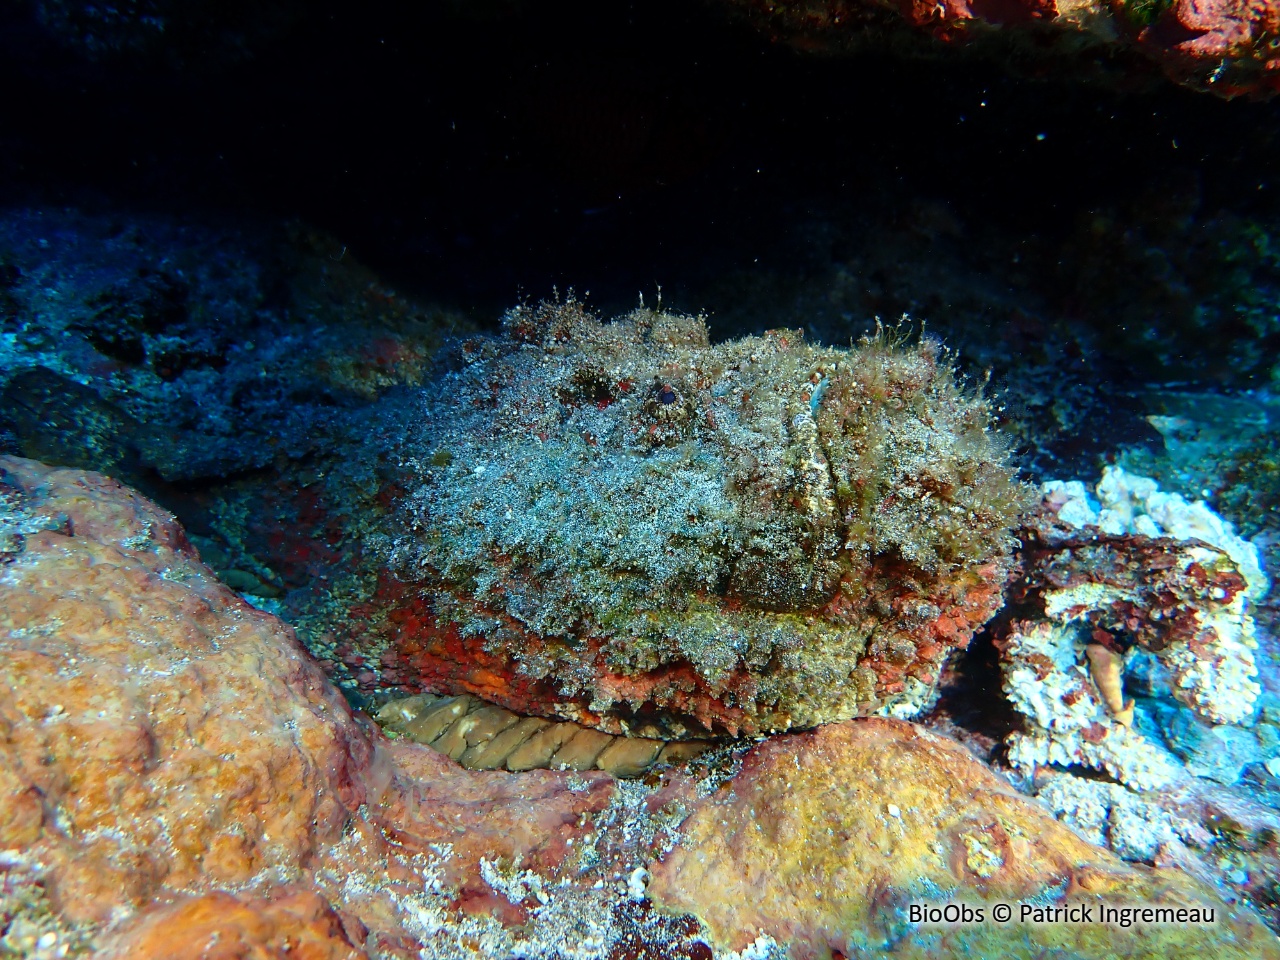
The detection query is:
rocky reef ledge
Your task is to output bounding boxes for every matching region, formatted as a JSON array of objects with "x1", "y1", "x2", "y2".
[
  {"x1": 717, "y1": 0, "x2": 1280, "y2": 99},
  {"x1": 2, "y1": 455, "x2": 1278, "y2": 958}
]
